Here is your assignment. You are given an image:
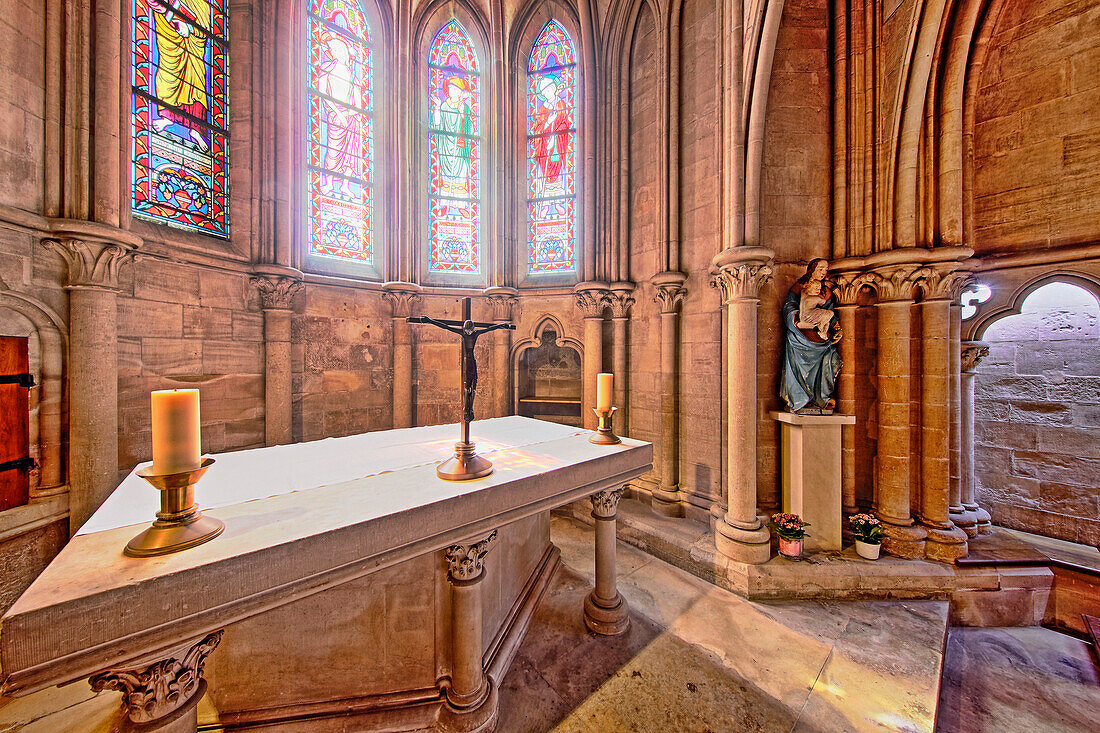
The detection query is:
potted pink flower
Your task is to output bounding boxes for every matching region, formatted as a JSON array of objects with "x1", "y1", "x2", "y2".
[
  {"x1": 849, "y1": 513, "x2": 883, "y2": 559},
  {"x1": 769, "y1": 513, "x2": 810, "y2": 559}
]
